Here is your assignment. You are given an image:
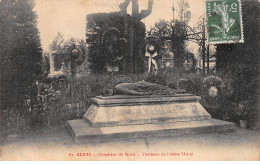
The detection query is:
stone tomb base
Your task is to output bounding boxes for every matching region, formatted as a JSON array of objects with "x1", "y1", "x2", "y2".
[{"x1": 67, "y1": 94, "x2": 236, "y2": 143}]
